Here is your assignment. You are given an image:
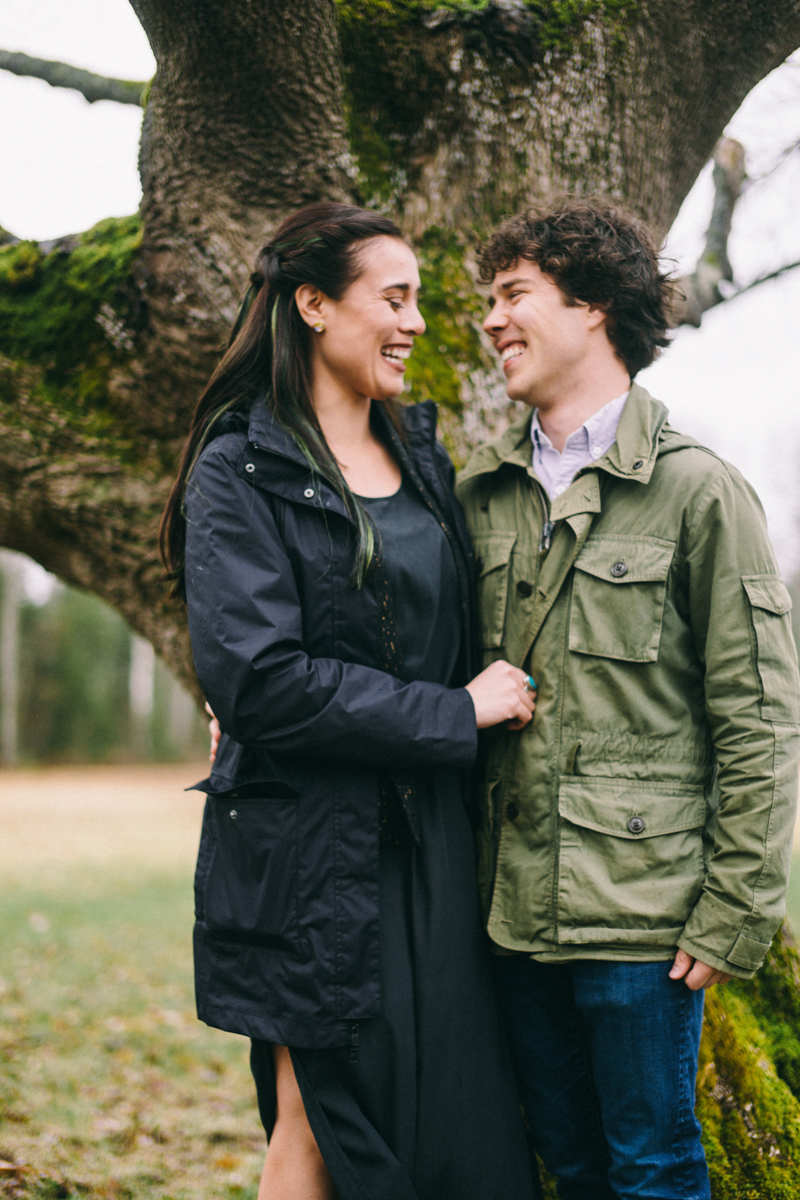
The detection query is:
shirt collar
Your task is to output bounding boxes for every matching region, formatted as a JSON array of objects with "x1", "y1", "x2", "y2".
[{"x1": 531, "y1": 390, "x2": 629, "y2": 459}]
